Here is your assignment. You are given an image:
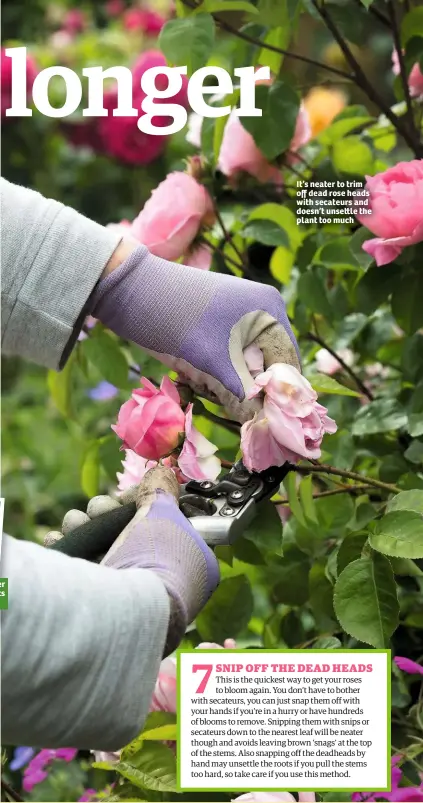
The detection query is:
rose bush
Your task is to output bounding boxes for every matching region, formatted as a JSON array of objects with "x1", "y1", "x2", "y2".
[{"x1": 2, "y1": 0, "x2": 423, "y2": 800}]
